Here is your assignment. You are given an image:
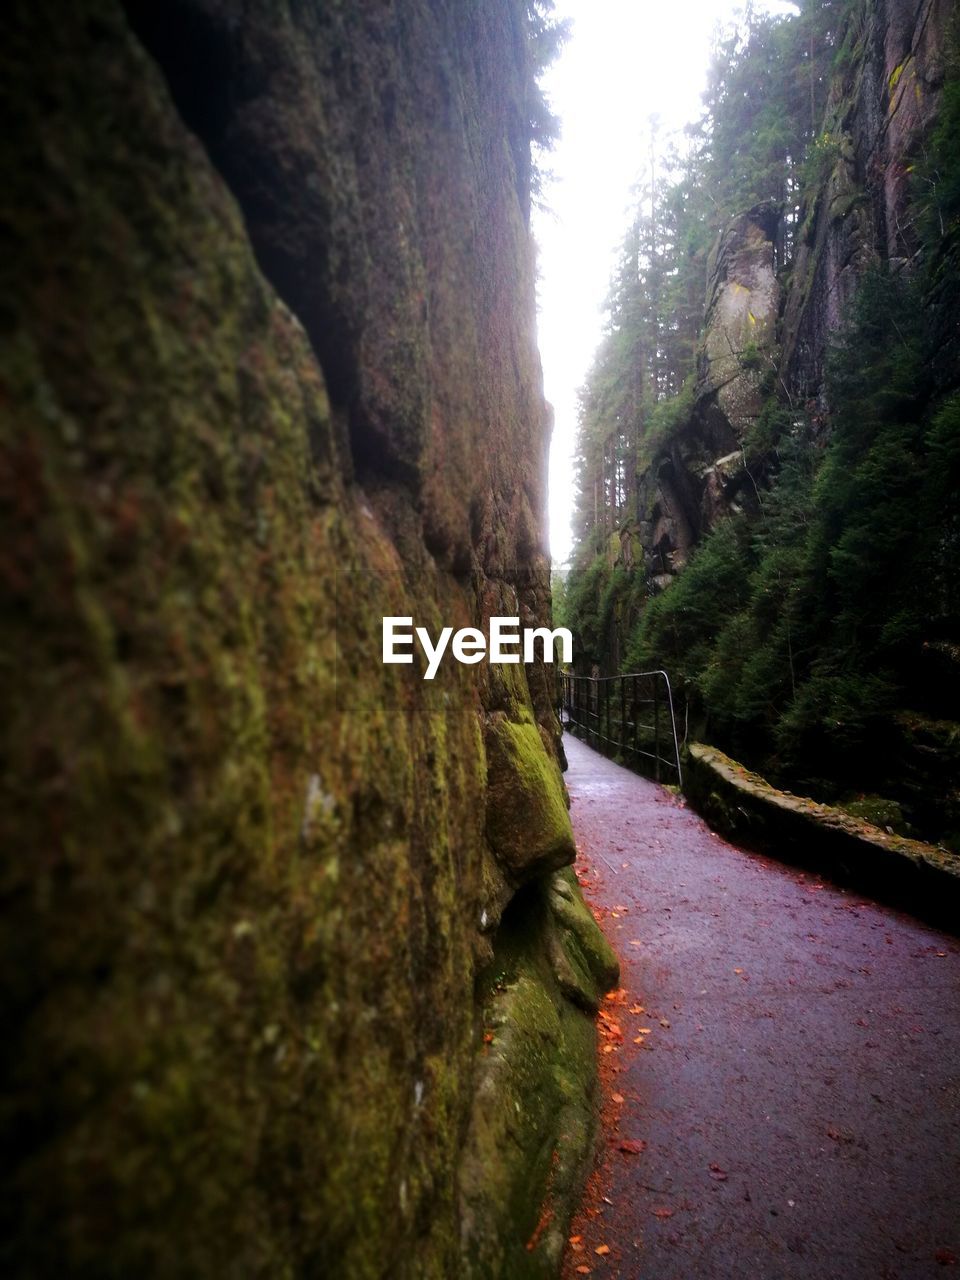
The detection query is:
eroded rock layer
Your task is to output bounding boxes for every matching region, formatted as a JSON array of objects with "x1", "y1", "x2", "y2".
[{"x1": 0, "y1": 3, "x2": 615, "y2": 1276}]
